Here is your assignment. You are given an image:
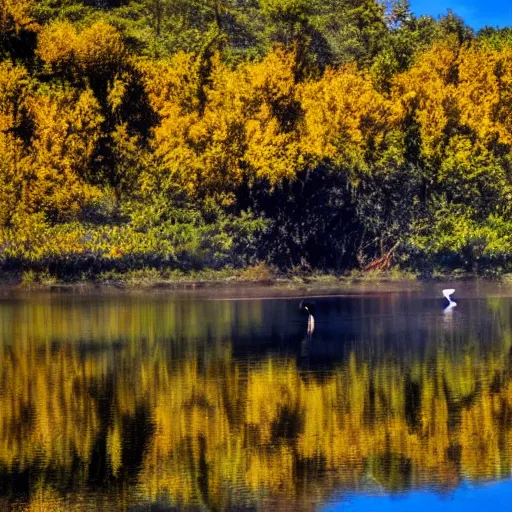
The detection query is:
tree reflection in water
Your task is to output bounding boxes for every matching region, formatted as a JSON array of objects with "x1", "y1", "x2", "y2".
[{"x1": 0, "y1": 291, "x2": 511, "y2": 510}]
